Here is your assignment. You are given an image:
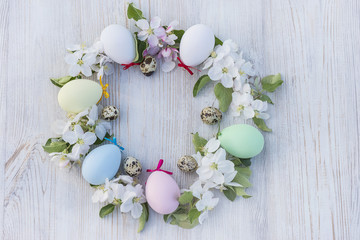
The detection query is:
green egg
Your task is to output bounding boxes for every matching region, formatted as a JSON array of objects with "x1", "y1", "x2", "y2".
[
  {"x1": 58, "y1": 79, "x2": 102, "y2": 113},
  {"x1": 218, "y1": 124, "x2": 264, "y2": 159}
]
